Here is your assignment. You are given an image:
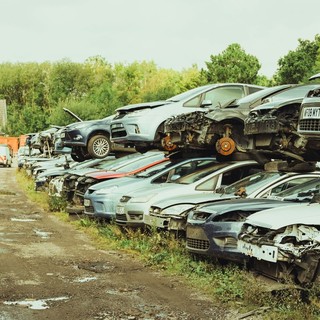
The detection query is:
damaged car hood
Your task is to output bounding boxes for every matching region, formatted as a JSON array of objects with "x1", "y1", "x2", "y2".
[
  {"x1": 115, "y1": 101, "x2": 170, "y2": 113},
  {"x1": 244, "y1": 203, "x2": 320, "y2": 230}
]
